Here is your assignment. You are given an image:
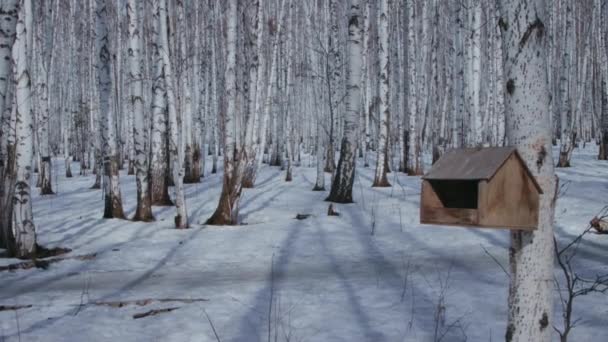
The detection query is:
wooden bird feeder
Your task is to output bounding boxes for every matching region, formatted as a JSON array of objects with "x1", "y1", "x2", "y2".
[{"x1": 420, "y1": 147, "x2": 542, "y2": 230}]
